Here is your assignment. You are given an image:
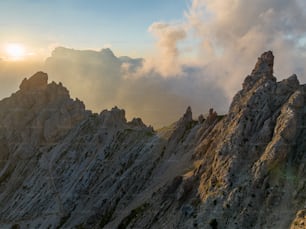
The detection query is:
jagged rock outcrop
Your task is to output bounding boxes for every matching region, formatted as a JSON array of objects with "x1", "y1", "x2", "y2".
[
  {"x1": 0, "y1": 71, "x2": 88, "y2": 192},
  {"x1": 0, "y1": 72, "x2": 87, "y2": 157},
  {"x1": 0, "y1": 52, "x2": 305, "y2": 229},
  {"x1": 19, "y1": 71, "x2": 48, "y2": 91}
]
